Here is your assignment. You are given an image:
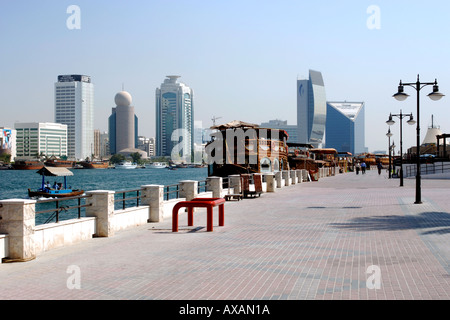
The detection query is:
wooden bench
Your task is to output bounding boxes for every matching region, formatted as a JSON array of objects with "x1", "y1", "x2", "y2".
[
  {"x1": 172, "y1": 198, "x2": 225, "y2": 232},
  {"x1": 224, "y1": 194, "x2": 243, "y2": 201}
]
